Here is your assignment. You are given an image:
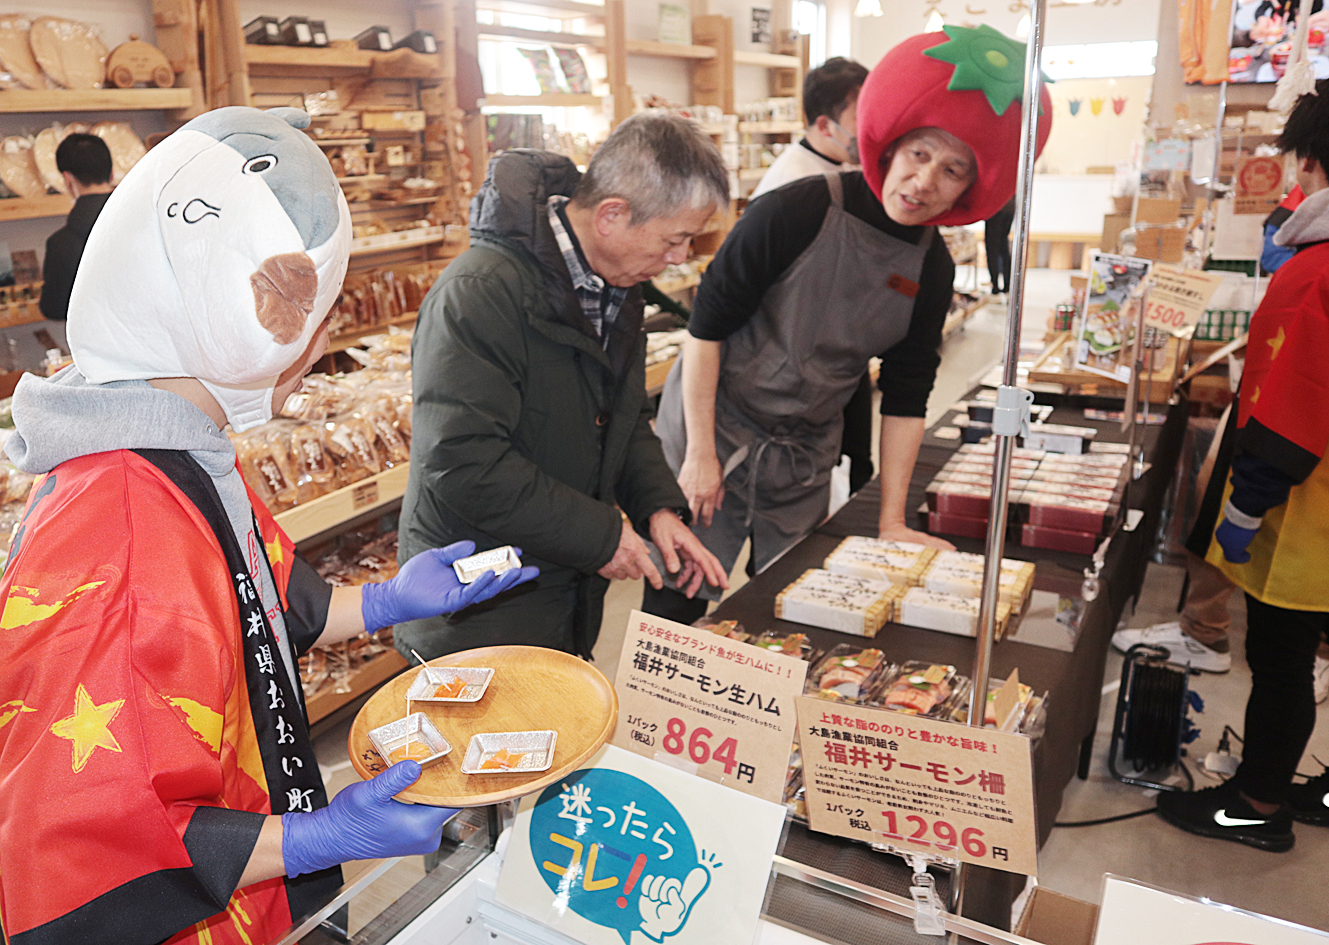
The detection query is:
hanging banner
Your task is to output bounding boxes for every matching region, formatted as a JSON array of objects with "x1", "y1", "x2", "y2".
[
  {"x1": 495, "y1": 745, "x2": 787, "y2": 945},
  {"x1": 612, "y1": 610, "x2": 807, "y2": 803},
  {"x1": 1093, "y1": 875, "x2": 1329, "y2": 944},
  {"x1": 795, "y1": 697, "x2": 1038, "y2": 876},
  {"x1": 1233, "y1": 154, "x2": 1285, "y2": 215},
  {"x1": 1143, "y1": 265, "x2": 1225, "y2": 334},
  {"x1": 1074, "y1": 252, "x2": 1153, "y2": 382}
]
